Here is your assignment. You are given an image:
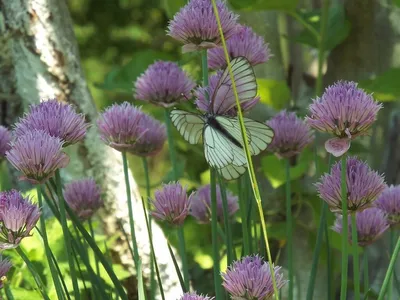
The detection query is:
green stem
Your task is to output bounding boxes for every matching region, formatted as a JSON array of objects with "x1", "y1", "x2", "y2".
[
  {"x1": 140, "y1": 198, "x2": 165, "y2": 300},
  {"x1": 364, "y1": 247, "x2": 369, "y2": 297},
  {"x1": 15, "y1": 247, "x2": 51, "y2": 300},
  {"x1": 164, "y1": 108, "x2": 178, "y2": 180},
  {"x1": 55, "y1": 171, "x2": 80, "y2": 300},
  {"x1": 378, "y1": 236, "x2": 400, "y2": 300},
  {"x1": 142, "y1": 158, "x2": 156, "y2": 300},
  {"x1": 210, "y1": 1, "x2": 279, "y2": 297},
  {"x1": 202, "y1": 49, "x2": 209, "y2": 87},
  {"x1": 35, "y1": 227, "x2": 72, "y2": 300},
  {"x1": 177, "y1": 227, "x2": 189, "y2": 290},
  {"x1": 36, "y1": 185, "x2": 65, "y2": 300},
  {"x1": 238, "y1": 177, "x2": 250, "y2": 255},
  {"x1": 64, "y1": 204, "x2": 128, "y2": 300},
  {"x1": 4, "y1": 282, "x2": 14, "y2": 300},
  {"x1": 41, "y1": 184, "x2": 111, "y2": 299},
  {"x1": 210, "y1": 168, "x2": 222, "y2": 299},
  {"x1": 167, "y1": 242, "x2": 187, "y2": 293},
  {"x1": 121, "y1": 152, "x2": 140, "y2": 269},
  {"x1": 88, "y1": 219, "x2": 100, "y2": 277},
  {"x1": 218, "y1": 175, "x2": 234, "y2": 263},
  {"x1": 340, "y1": 157, "x2": 349, "y2": 300},
  {"x1": 388, "y1": 229, "x2": 395, "y2": 300},
  {"x1": 285, "y1": 159, "x2": 293, "y2": 300},
  {"x1": 287, "y1": 11, "x2": 320, "y2": 42},
  {"x1": 306, "y1": 202, "x2": 328, "y2": 300},
  {"x1": 324, "y1": 217, "x2": 332, "y2": 300},
  {"x1": 351, "y1": 213, "x2": 360, "y2": 300},
  {"x1": 315, "y1": 0, "x2": 330, "y2": 96},
  {"x1": 163, "y1": 112, "x2": 190, "y2": 289}
]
